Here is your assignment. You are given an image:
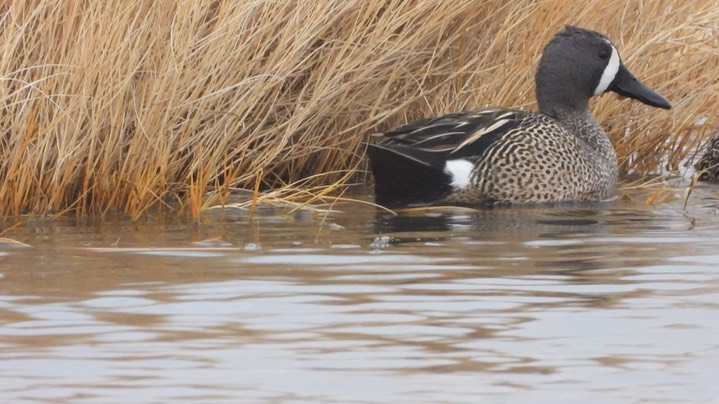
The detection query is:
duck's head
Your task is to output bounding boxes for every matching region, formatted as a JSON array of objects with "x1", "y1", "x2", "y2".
[{"x1": 535, "y1": 25, "x2": 671, "y2": 114}]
